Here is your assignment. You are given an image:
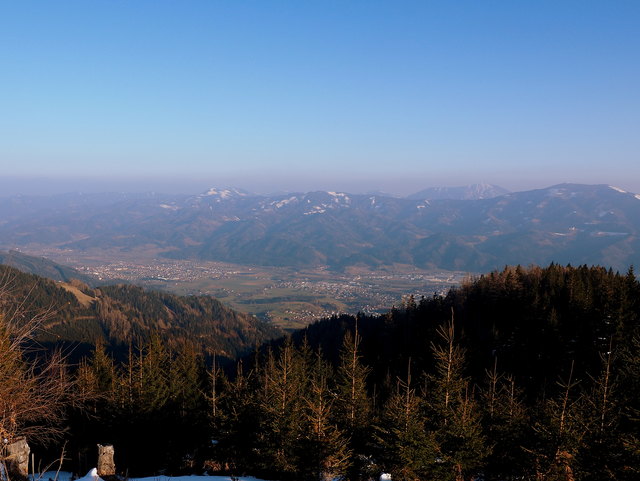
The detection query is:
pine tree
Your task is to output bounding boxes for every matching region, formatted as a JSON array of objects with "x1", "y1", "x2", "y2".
[
  {"x1": 167, "y1": 342, "x2": 208, "y2": 471},
  {"x1": 110, "y1": 336, "x2": 175, "y2": 474},
  {"x1": 76, "y1": 341, "x2": 117, "y2": 414},
  {"x1": 214, "y1": 359, "x2": 260, "y2": 475},
  {"x1": 300, "y1": 349, "x2": 351, "y2": 481},
  {"x1": 480, "y1": 360, "x2": 530, "y2": 480},
  {"x1": 426, "y1": 317, "x2": 489, "y2": 481},
  {"x1": 207, "y1": 352, "x2": 225, "y2": 431},
  {"x1": 528, "y1": 361, "x2": 583, "y2": 481},
  {"x1": 256, "y1": 337, "x2": 308, "y2": 478},
  {"x1": 169, "y1": 342, "x2": 205, "y2": 418},
  {"x1": 616, "y1": 334, "x2": 640, "y2": 479},
  {"x1": 574, "y1": 345, "x2": 629, "y2": 480},
  {"x1": 376, "y1": 359, "x2": 436, "y2": 481},
  {"x1": 138, "y1": 334, "x2": 171, "y2": 413},
  {"x1": 336, "y1": 327, "x2": 372, "y2": 433}
]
